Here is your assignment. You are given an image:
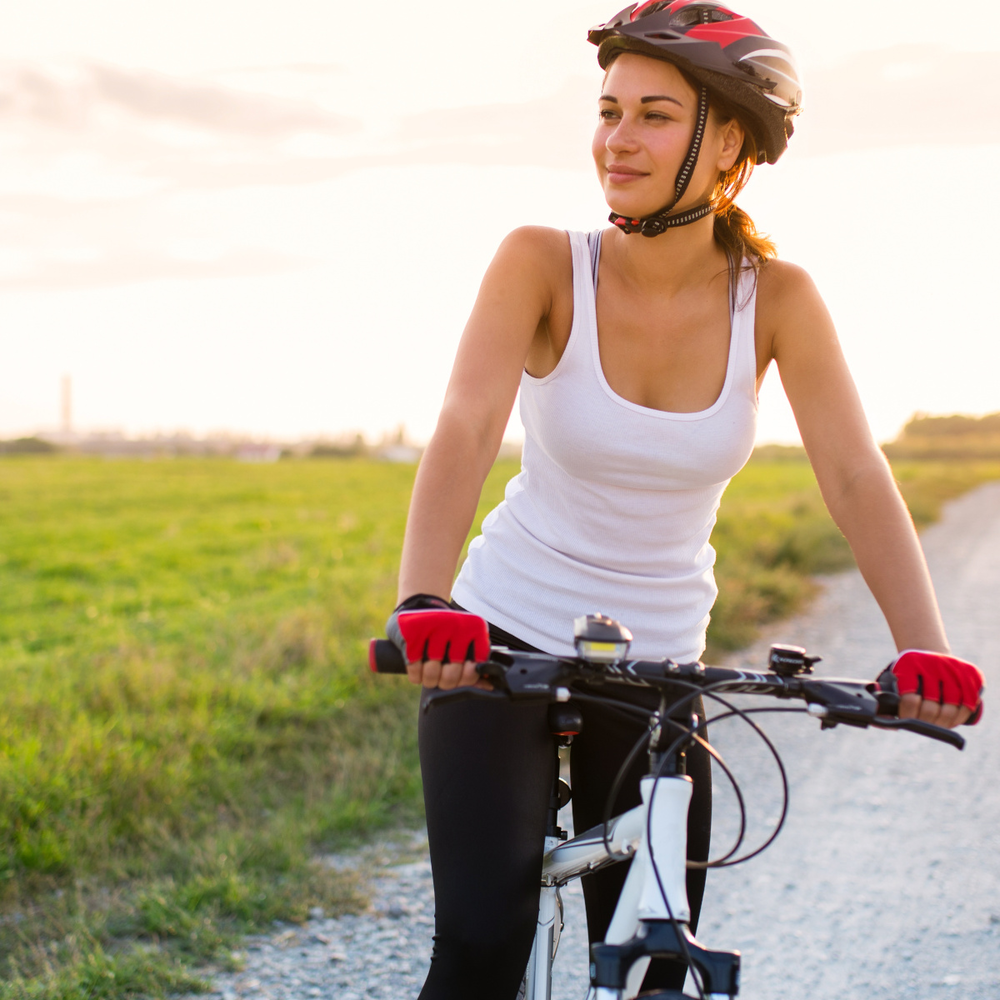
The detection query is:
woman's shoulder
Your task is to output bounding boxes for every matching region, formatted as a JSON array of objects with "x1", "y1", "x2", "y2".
[
  {"x1": 754, "y1": 258, "x2": 837, "y2": 363},
  {"x1": 490, "y1": 227, "x2": 574, "y2": 300},
  {"x1": 756, "y1": 257, "x2": 818, "y2": 299},
  {"x1": 497, "y1": 226, "x2": 573, "y2": 263},
  {"x1": 755, "y1": 258, "x2": 827, "y2": 326}
]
